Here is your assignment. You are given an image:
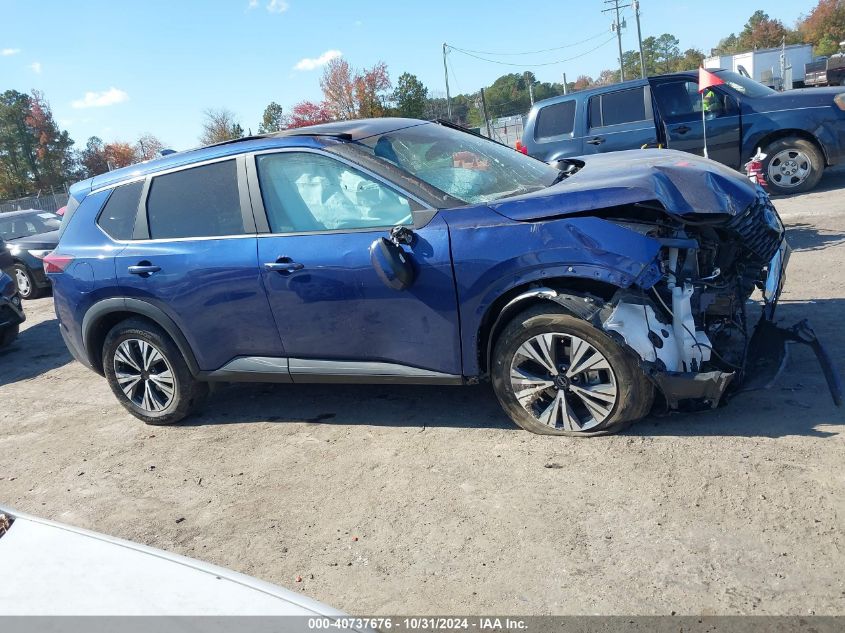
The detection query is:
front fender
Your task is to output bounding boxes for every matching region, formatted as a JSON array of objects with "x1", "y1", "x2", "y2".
[{"x1": 442, "y1": 206, "x2": 662, "y2": 377}]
